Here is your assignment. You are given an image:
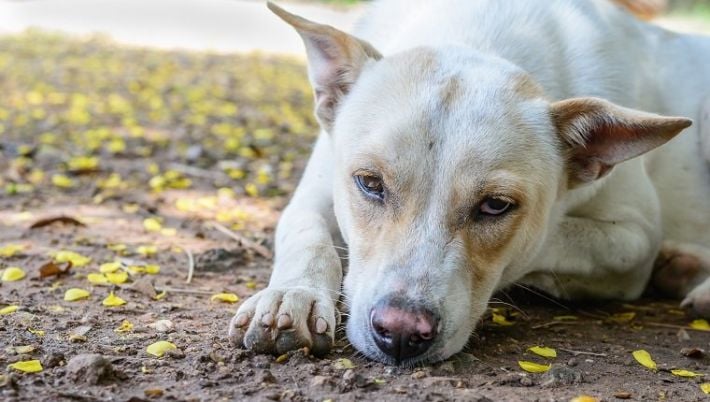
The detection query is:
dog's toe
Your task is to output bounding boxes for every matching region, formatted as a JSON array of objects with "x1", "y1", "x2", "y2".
[{"x1": 681, "y1": 278, "x2": 710, "y2": 318}]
